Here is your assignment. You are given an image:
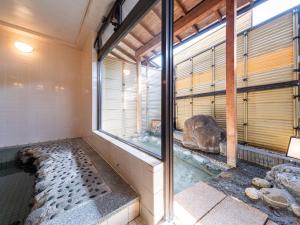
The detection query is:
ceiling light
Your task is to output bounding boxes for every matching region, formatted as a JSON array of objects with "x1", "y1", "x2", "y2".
[
  {"x1": 14, "y1": 41, "x2": 33, "y2": 53},
  {"x1": 123, "y1": 69, "x2": 130, "y2": 76}
]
